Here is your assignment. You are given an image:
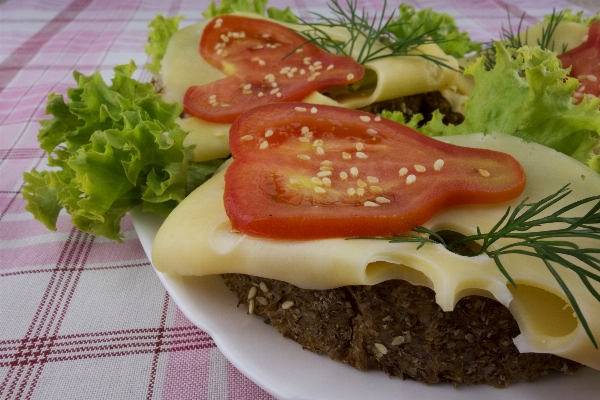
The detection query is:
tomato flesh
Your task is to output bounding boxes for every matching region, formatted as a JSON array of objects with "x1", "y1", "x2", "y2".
[
  {"x1": 224, "y1": 103, "x2": 527, "y2": 240},
  {"x1": 184, "y1": 15, "x2": 364, "y2": 123},
  {"x1": 558, "y1": 20, "x2": 600, "y2": 100}
]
